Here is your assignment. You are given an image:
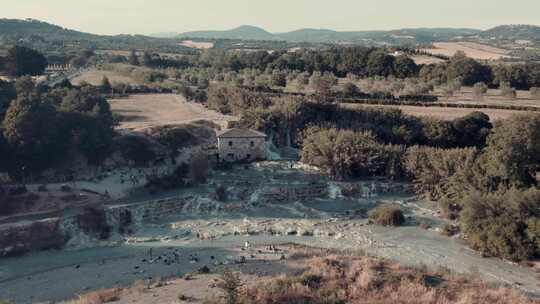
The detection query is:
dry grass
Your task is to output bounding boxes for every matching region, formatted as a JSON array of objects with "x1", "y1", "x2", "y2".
[
  {"x1": 344, "y1": 103, "x2": 523, "y2": 121},
  {"x1": 109, "y1": 94, "x2": 235, "y2": 130},
  {"x1": 436, "y1": 86, "x2": 540, "y2": 108},
  {"x1": 238, "y1": 255, "x2": 538, "y2": 304},
  {"x1": 68, "y1": 288, "x2": 123, "y2": 304},
  {"x1": 420, "y1": 42, "x2": 512, "y2": 60},
  {"x1": 71, "y1": 69, "x2": 141, "y2": 86},
  {"x1": 94, "y1": 50, "x2": 186, "y2": 59},
  {"x1": 410, "y1": 55, "x2": 446, "y2": 65},
  {"x1": 180, "y1": 40, "x2": 214, "y2": 49}
]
